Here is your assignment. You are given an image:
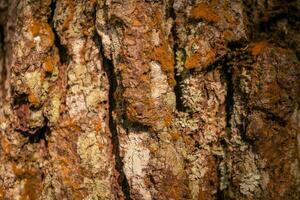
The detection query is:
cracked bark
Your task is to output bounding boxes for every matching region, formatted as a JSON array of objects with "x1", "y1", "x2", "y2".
[{"x1": 0, "y1": 0, "x2": 299, "y2": 200}]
